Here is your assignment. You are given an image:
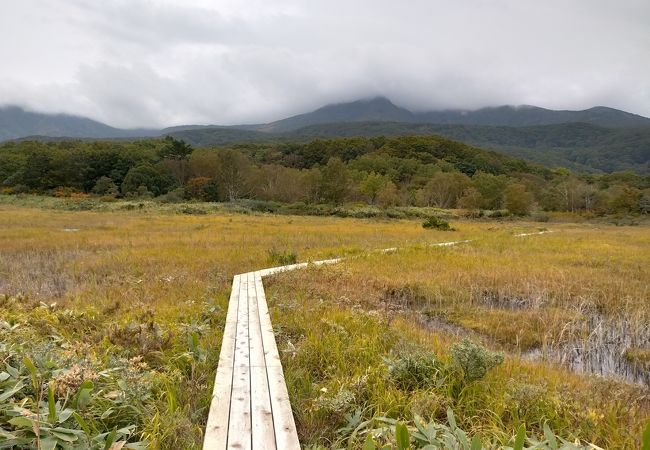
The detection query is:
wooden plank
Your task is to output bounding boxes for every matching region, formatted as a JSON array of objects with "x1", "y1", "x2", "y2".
[
  {"x1": 254, "y1": 273, "x2": 301, "y2": 450},
  {"x1": 266, "y1": 365, "x2": 300, "y2": 450},
  {"x1": 258, "y1": 262, "x2": 308, "y2": 278},
  {"x1": 248, "y1": 272, "x2": 276, "y2": 449},
  {"x1": 227, "y1": 273, "x2": 252, "y2": 450},
  {"x1": 204, "y1": 275, "x2": 240, "y2": 449}
]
